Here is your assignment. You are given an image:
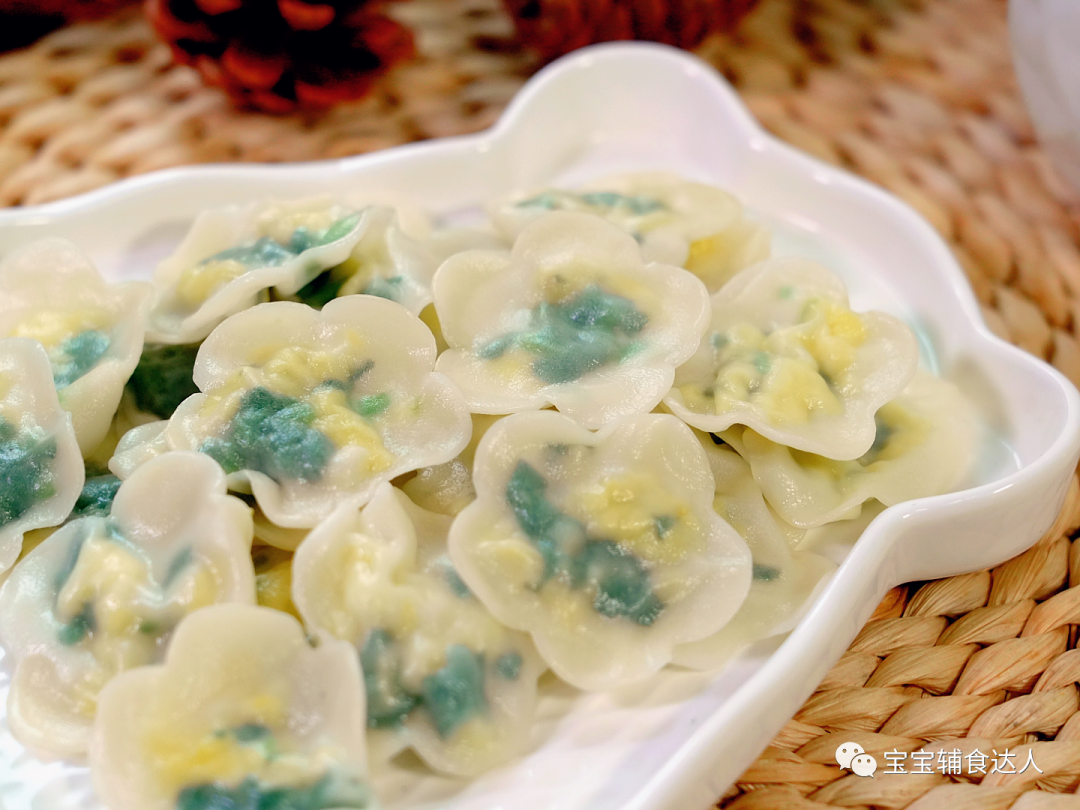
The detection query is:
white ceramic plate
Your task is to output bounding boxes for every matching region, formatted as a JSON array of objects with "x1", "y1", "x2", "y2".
[{"x1": 1, "y1": 42, "x2": 1079, "y2": 810}]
